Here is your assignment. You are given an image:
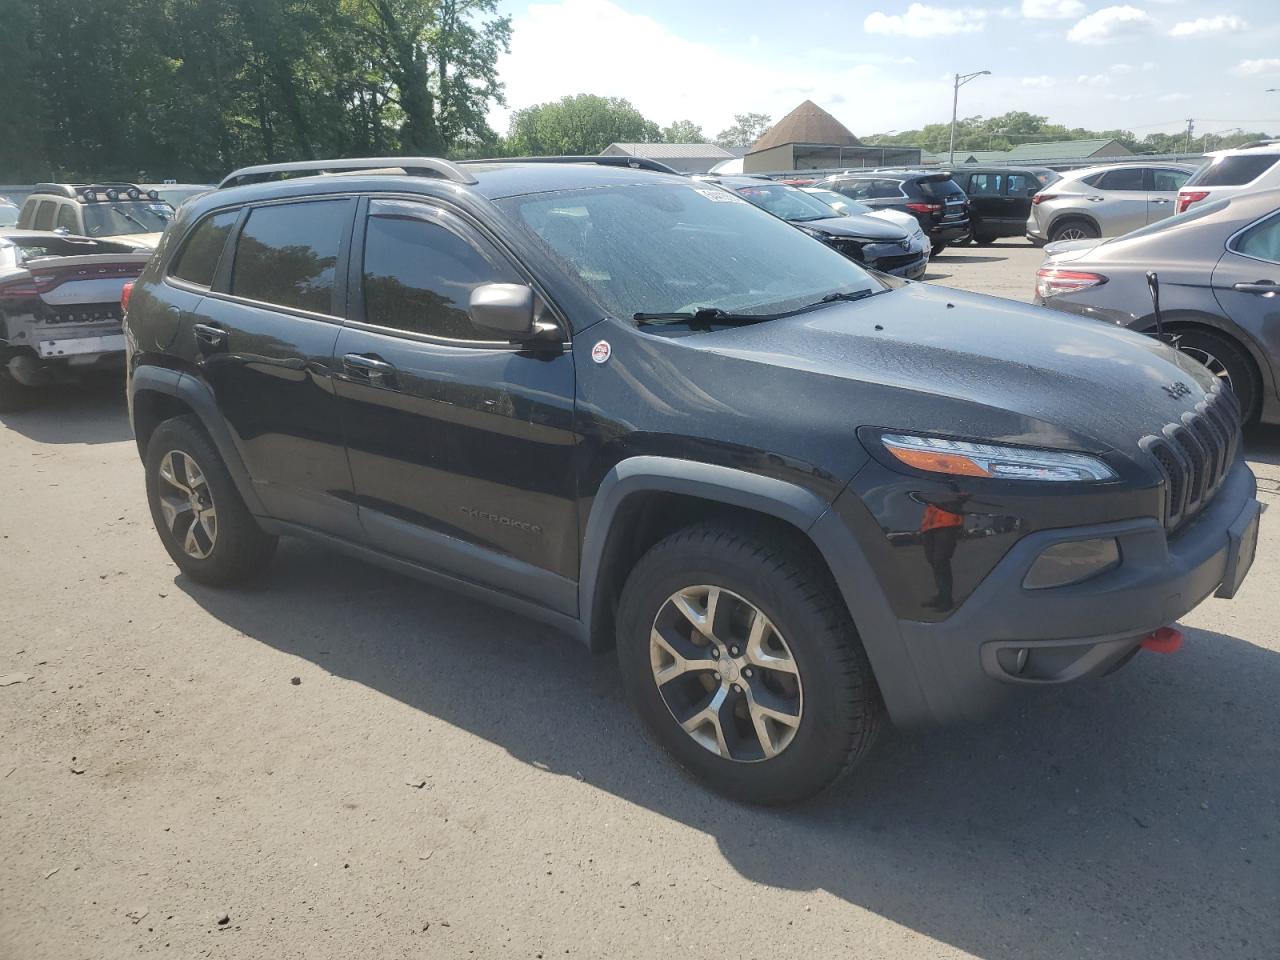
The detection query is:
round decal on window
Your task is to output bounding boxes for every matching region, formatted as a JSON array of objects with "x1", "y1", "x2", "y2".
[{"x1": 591, "y1": 340, "x2": 611, "y2": 364}]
